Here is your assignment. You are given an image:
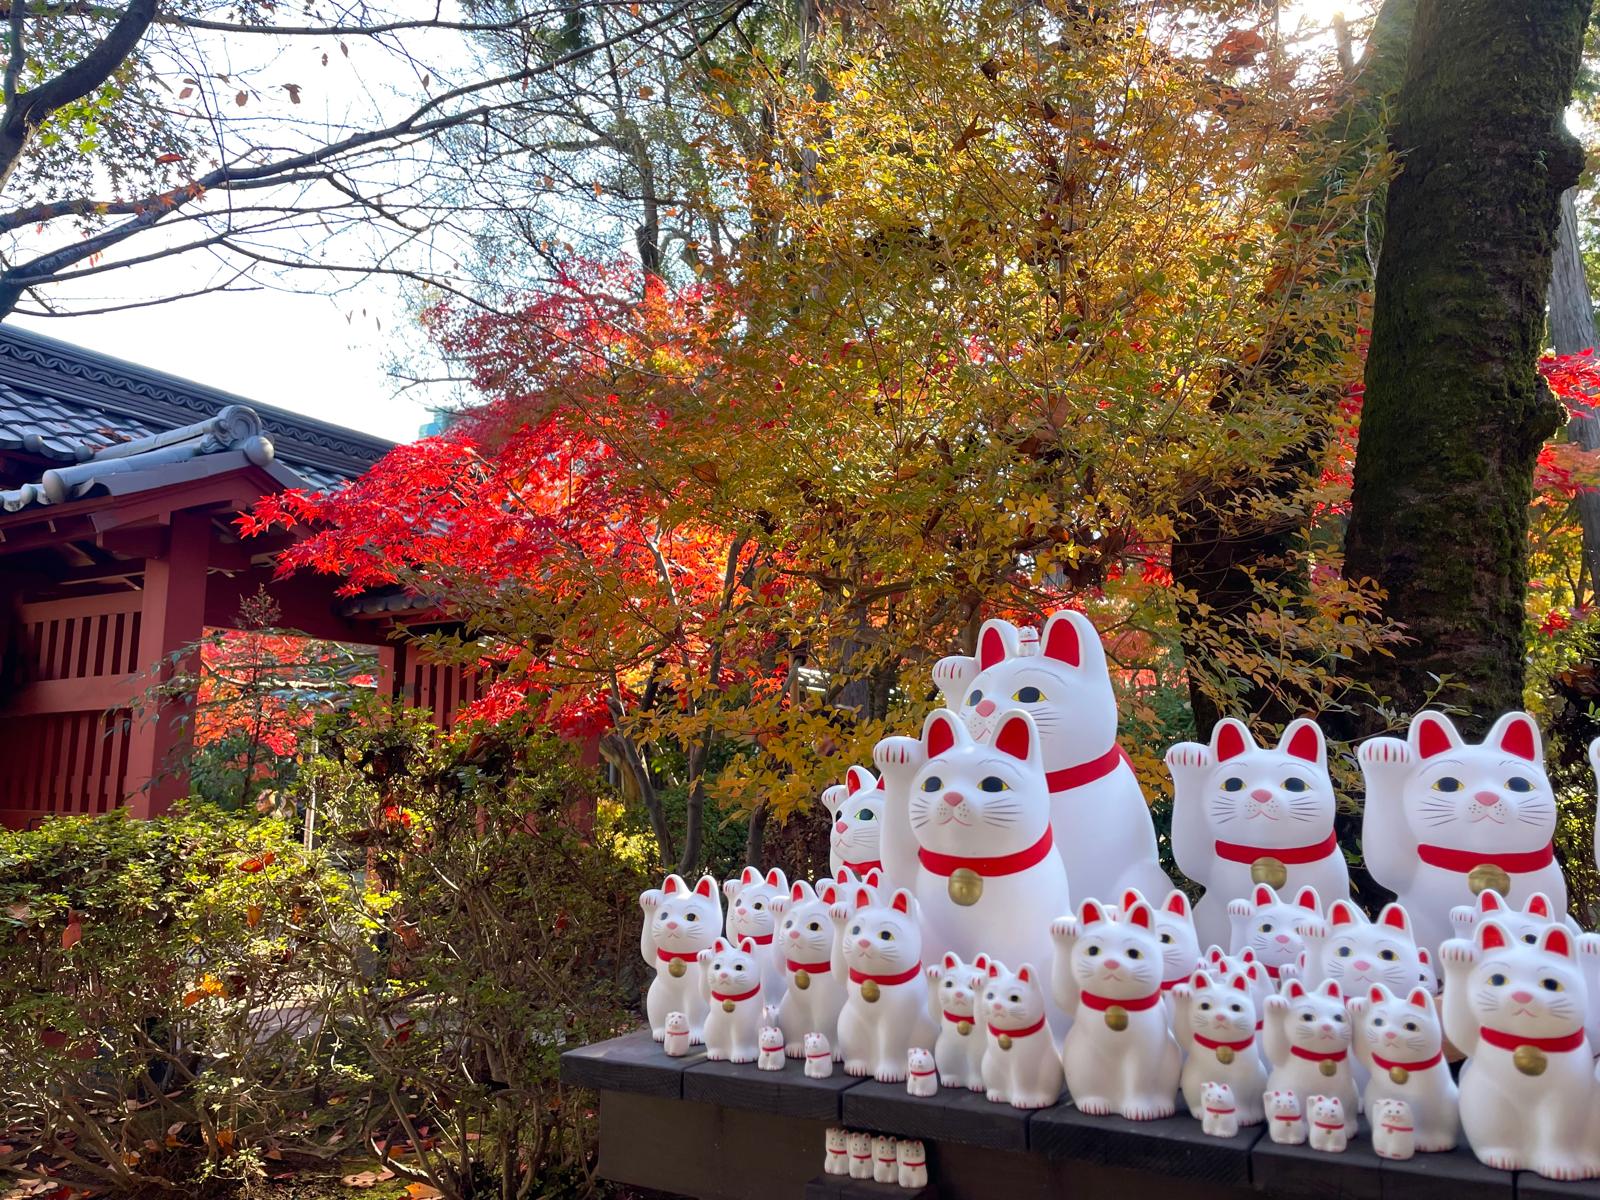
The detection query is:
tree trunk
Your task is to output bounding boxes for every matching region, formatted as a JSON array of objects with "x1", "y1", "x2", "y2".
[
  {"x1": 1342, "y1": 0, "x2": 1589, "y2": 733},
  {"x1": 1170, "y1": 0, "x2": 1415, "y2": 733},
  {"x1": 1548, "y1": 186, "x2": 1600, "y2": 599}
]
